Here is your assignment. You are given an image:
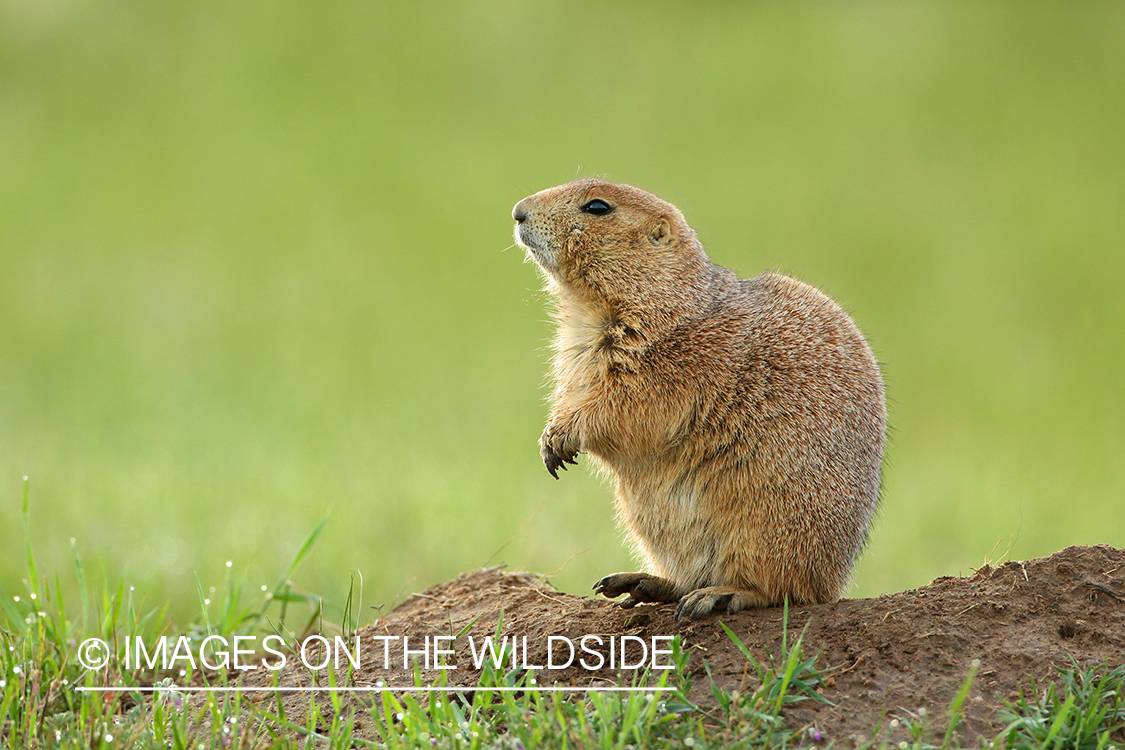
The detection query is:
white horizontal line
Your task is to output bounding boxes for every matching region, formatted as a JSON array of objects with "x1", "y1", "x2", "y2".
[{"x1": 76, "y1": 686, "x2": 674, "y2": 693}]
